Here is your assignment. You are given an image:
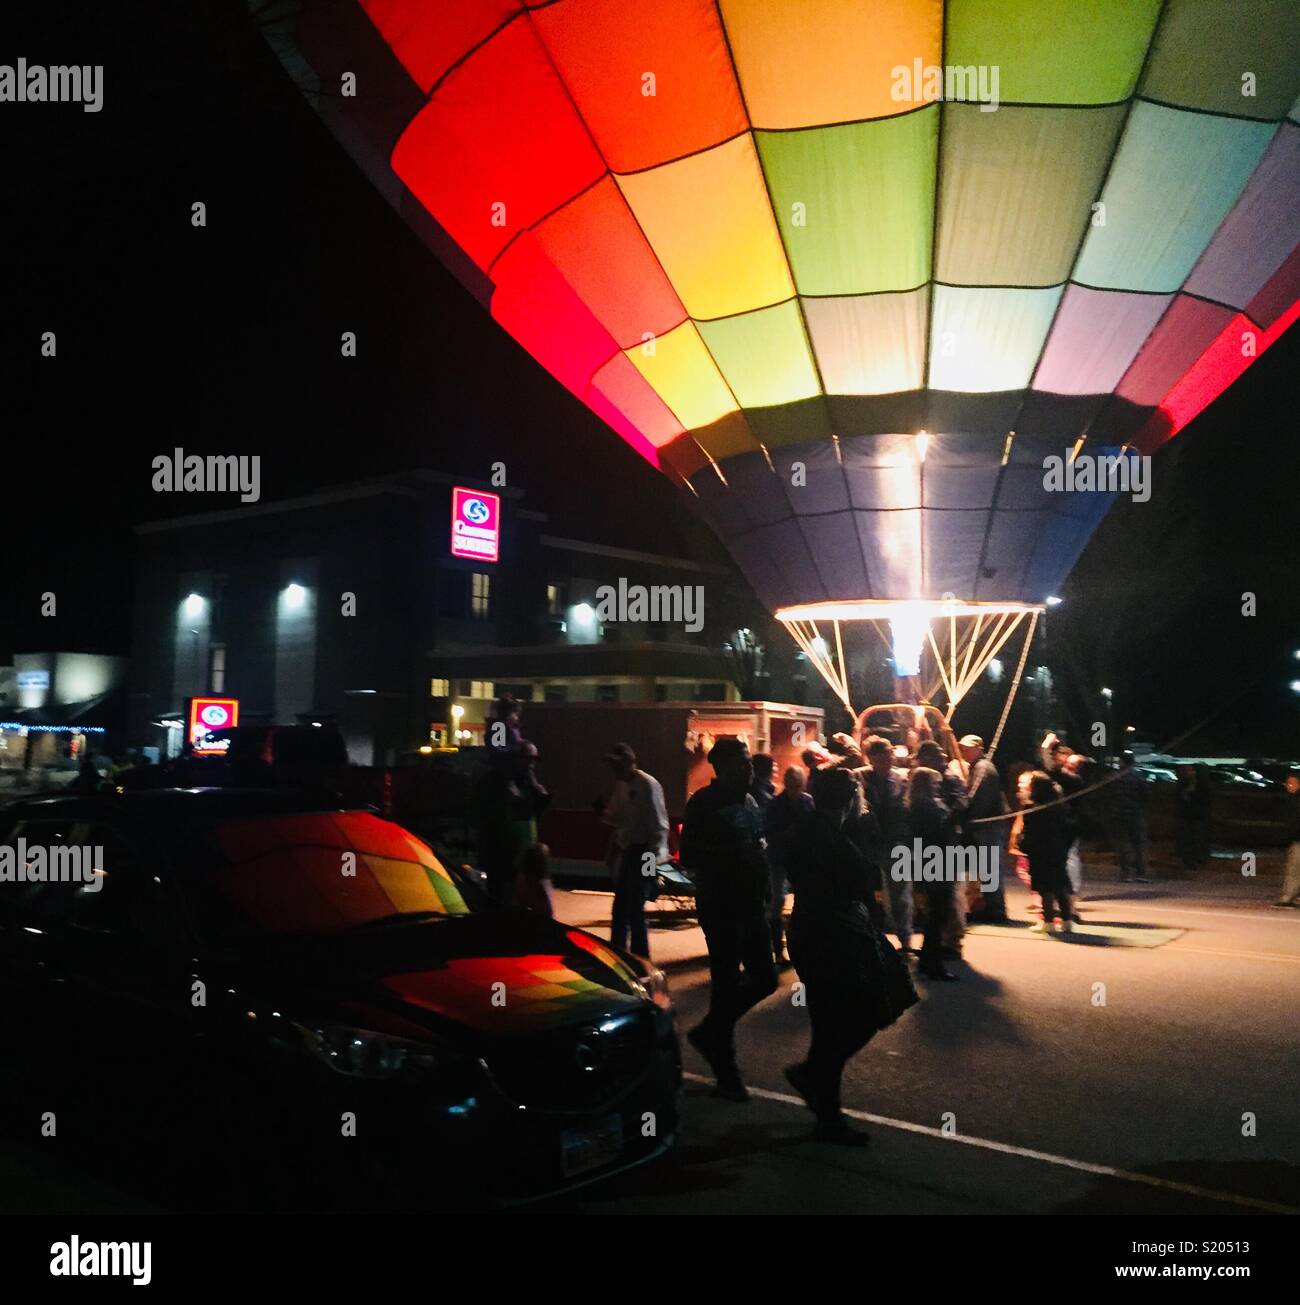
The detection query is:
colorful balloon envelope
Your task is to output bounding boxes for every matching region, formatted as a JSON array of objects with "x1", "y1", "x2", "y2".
[{"x1": 262, "y1": 0, "x2": 1300, "y2": 615}]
